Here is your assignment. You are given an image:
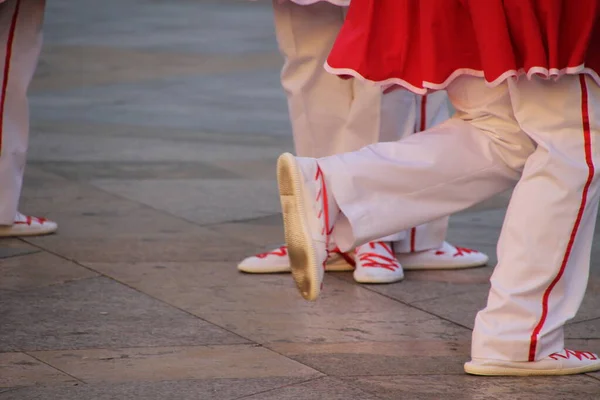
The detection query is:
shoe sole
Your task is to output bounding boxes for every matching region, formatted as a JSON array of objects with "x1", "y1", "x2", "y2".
[
  {"x1": 353, "y1": 273, "x2": 405, "y2": 284},
  {"x1": 464, "y1": 361, "x2": 600, "y2": 376},
  {"x1": 237, "y1": 264, "x2": 292, "y2": 274},
  {"x1": 277, "y1": 153, "x2": 322, "y2": 301},
  {"x1": 396, "y1": 253, "x2": 490, "y2": 271},
  {"x1": 402, "y1": 260, "x2": 488, "y2": 271},
  {"x1": 325, "y1": 261, "x2": 355, "y2": 272},
  {"x1": 237, "y1": 259, "x2": 353, "y2": 274},
  {"x1": 0, "y1": 226, "x2": 57, "y2": 237}
]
